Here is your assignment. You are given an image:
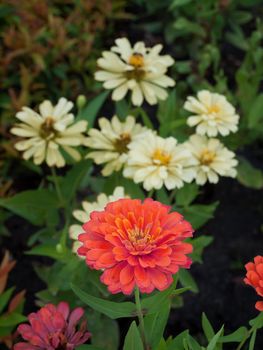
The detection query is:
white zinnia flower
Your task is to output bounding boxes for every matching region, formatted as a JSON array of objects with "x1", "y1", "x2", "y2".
[
  {"x1": 184, "y1": 90, "x2": 239, "y2": 137},
  {"x1": 69, "y1": 186, "x2": 129, "y2": 255},
  {"x1": 85, "y1": 115, "x2": 147, "y2": 176},
  {"x1": 95, "y1": 37, "x2": 175, "y2": 106},
  {"x1": 185, "y1": 134, "x2": 238, "y2": 185},
  {"x1": 123, "y1": 131, "x2": 196, "y2": 191},
  {"x1": 11, "y1": 98, "x2": 88, "y2": 167}
]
